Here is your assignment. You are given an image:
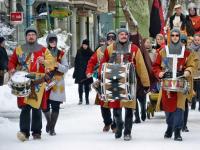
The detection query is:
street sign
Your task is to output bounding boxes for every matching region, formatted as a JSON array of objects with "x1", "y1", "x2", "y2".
[{"x1": 10, "y1": 12, "x2": 23, "y2": 25}]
